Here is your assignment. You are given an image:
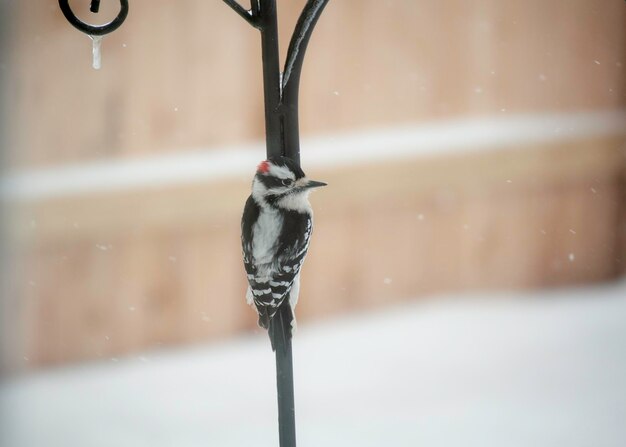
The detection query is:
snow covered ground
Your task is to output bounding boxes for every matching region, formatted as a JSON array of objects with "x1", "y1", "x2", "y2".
[{"x1": 2, "y1": 281, "x2": 626, "y2": 447}]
